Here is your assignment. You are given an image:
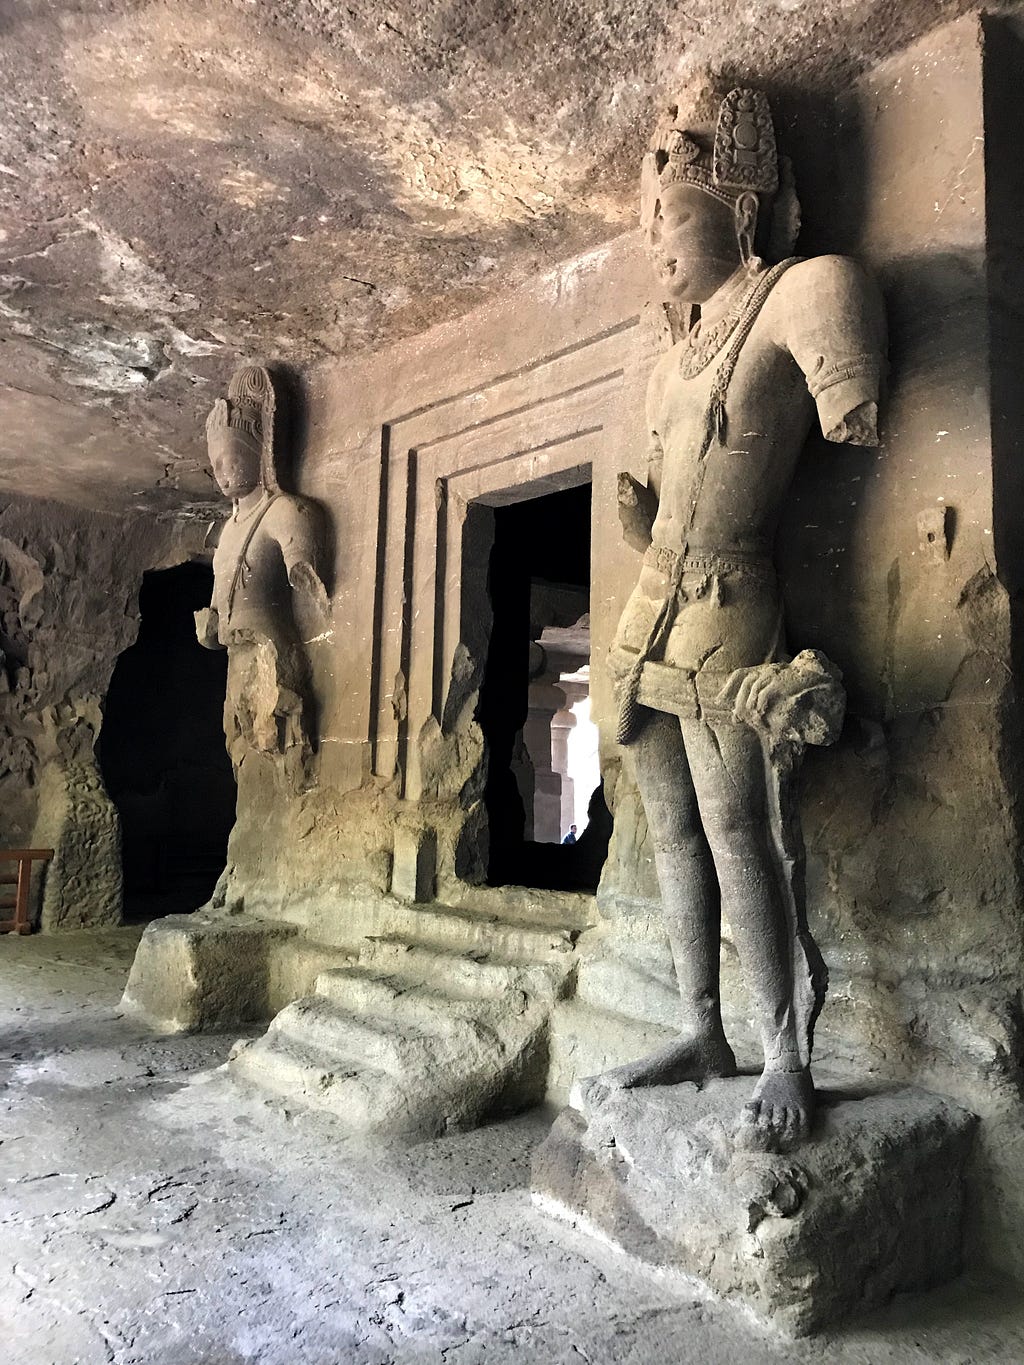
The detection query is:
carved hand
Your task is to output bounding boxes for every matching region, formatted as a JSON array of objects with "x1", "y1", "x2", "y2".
[
  {"x1": 717, "y1": 651, "x2": 845, "y2": 747},
  {"x1": 617, "y1": 472, "x2": 659, "y2": 554},
  {"x1": 722, "y1": 663, "x2": 789, "y2": 730}
]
